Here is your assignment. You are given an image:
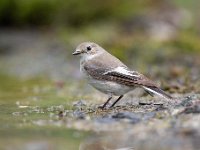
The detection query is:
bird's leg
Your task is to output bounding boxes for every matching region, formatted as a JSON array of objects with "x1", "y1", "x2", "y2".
[
  {"x1": 110, "y1": 95, "x2": 124, "y2": 108},
  {"x1": 99, "y1": 95, "x2": 112, "y2": 109}
]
